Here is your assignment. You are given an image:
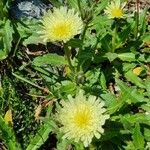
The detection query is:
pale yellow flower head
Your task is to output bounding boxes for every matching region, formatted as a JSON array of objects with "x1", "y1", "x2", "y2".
[
  {"x1": 105, "y1": 0, "x2": 126, "y2": 19},
  {"x1": 57, "y1": 90, "x2": 109, "y2": 147},
  {"x1": 40, "y1": 6, "x2": 83, "y2": 43}
]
